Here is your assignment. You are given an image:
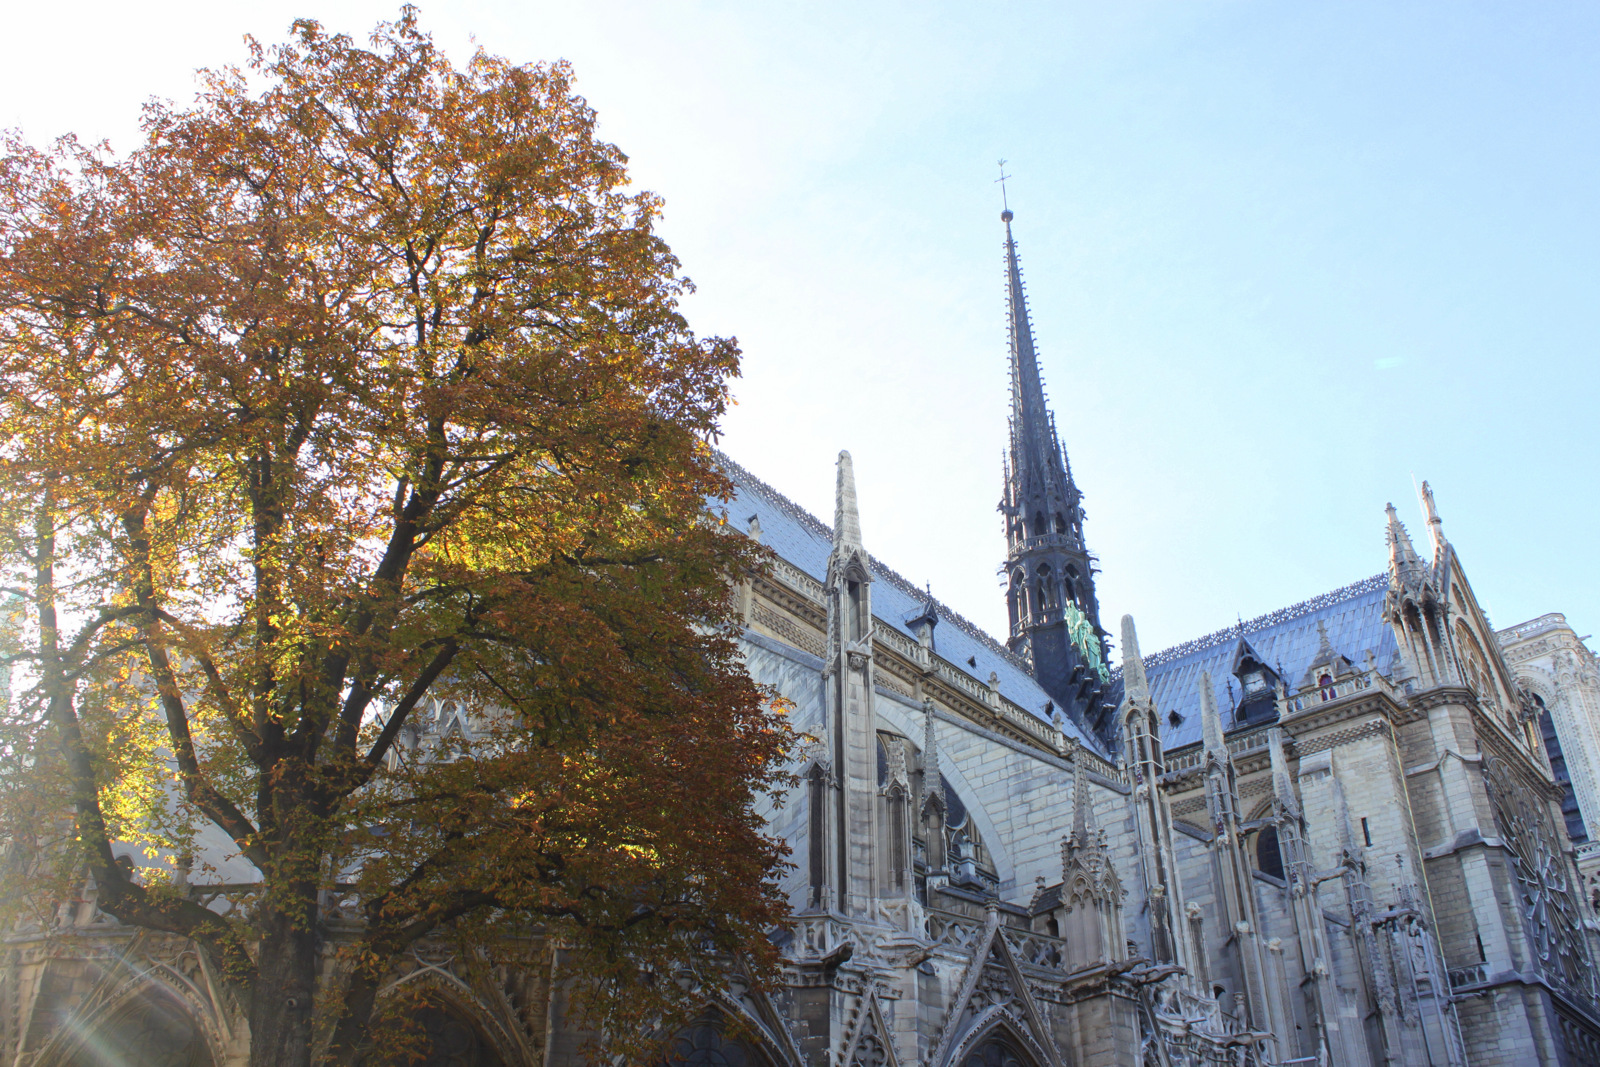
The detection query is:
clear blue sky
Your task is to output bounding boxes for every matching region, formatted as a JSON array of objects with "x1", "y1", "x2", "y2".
[{"x1": 6, "y1": 2, "x2": 1596, "y2": 653}]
